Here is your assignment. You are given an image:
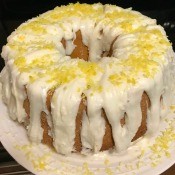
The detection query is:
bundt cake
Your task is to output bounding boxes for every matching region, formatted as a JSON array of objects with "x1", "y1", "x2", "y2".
[{"x1": 1, "y1": 3, "x2": 174, "y2": 155}]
